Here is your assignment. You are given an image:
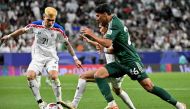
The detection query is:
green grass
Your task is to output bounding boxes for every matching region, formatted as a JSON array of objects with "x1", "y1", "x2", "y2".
[{"x1": 0, "y1": 73, "x2": 189, "y2": 109}]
